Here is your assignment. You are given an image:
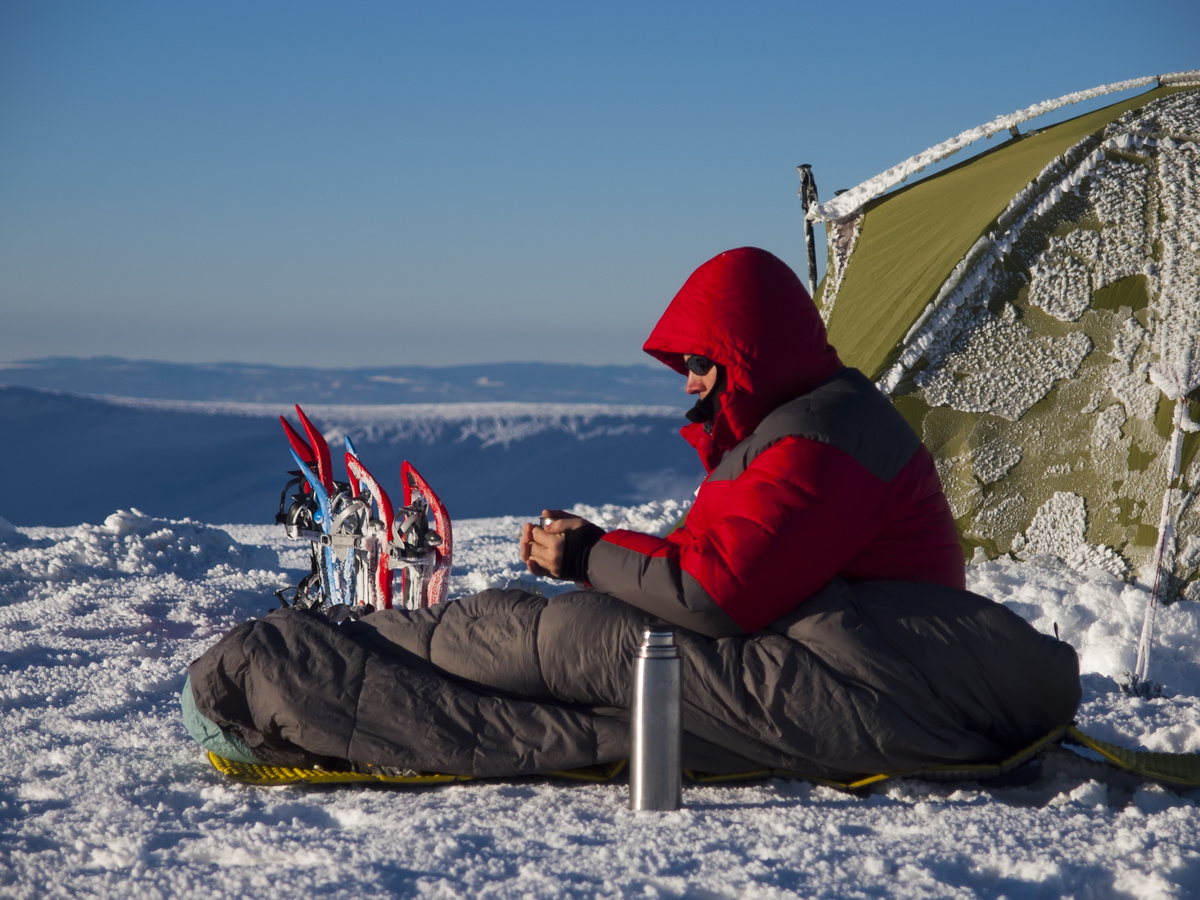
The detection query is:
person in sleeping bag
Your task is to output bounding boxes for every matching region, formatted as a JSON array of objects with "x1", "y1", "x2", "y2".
[
  {"x1": 184, "y1": 248, "x2": 1079, "y2": 781},
  {"x1": 520, "y1": 246, "x2": 966, "y2": 638}
]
